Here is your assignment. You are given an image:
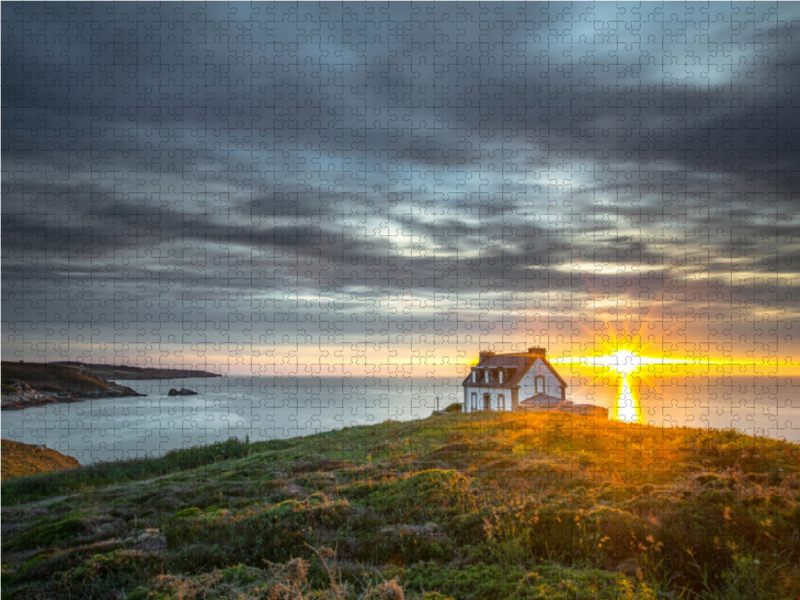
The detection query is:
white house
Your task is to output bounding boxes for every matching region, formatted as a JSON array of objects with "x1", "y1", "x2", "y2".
[{"x1": 462, "y1": 347, "x2": 568, "y2": 413}]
